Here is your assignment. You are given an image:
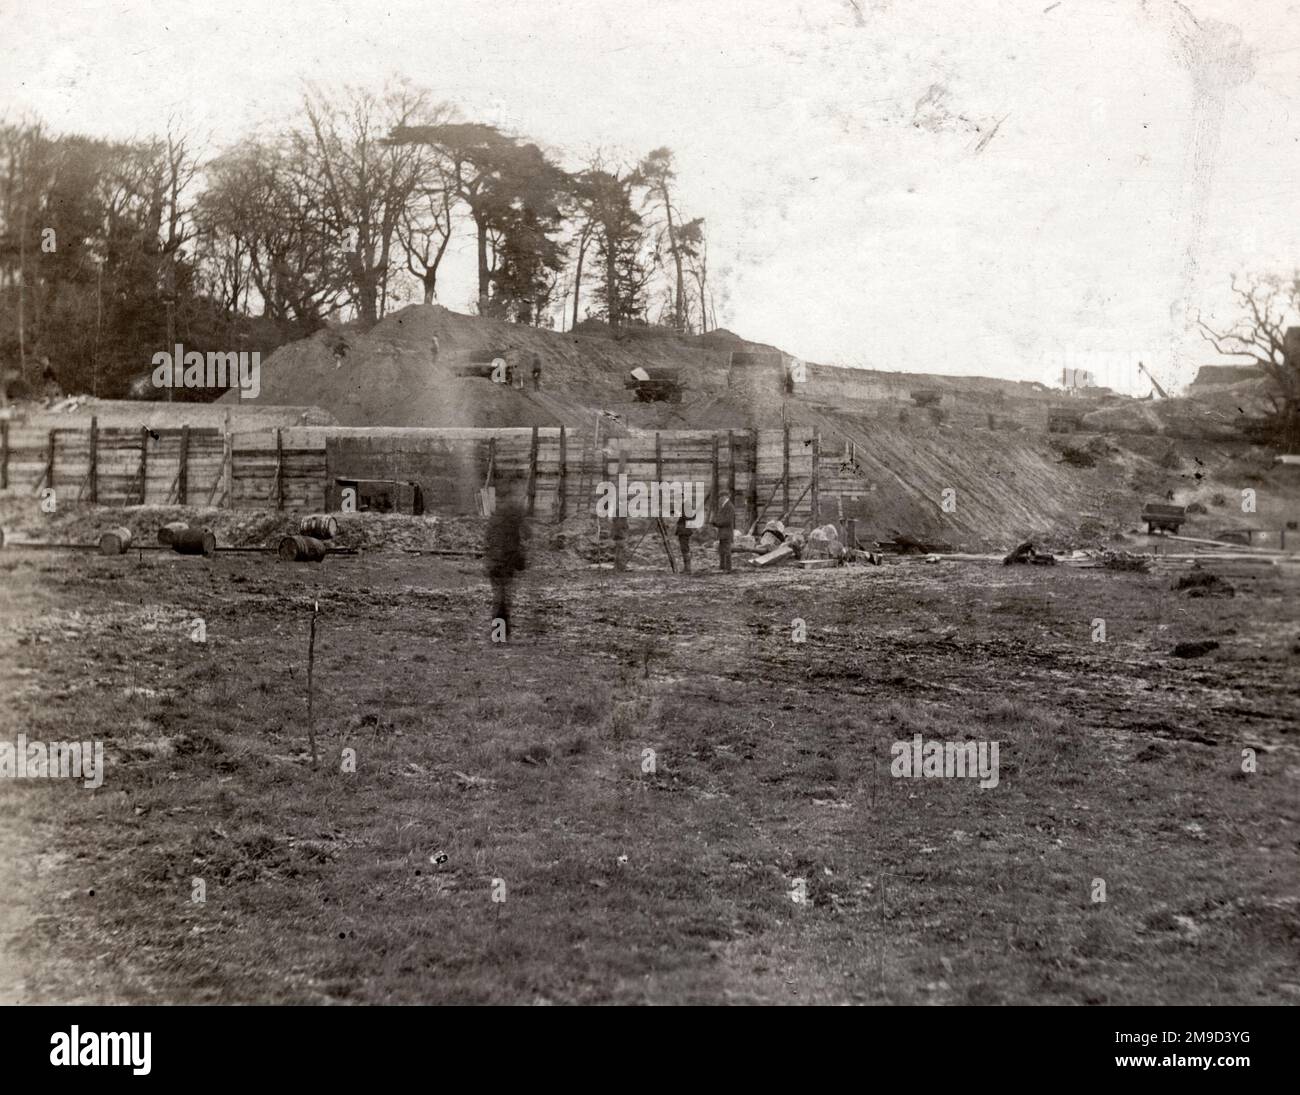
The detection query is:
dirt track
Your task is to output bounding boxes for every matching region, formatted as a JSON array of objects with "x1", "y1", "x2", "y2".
[{"x1": 1, "y1": 546, "x2": 1297, "y2": 1003}]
